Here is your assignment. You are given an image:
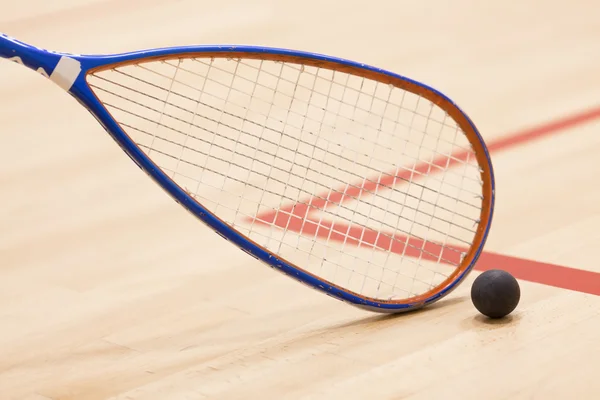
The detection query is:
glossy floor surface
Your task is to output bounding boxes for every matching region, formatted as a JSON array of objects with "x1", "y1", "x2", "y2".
[{"x1": 1, "y1": 1, "x2": 599, "y2": 399}]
